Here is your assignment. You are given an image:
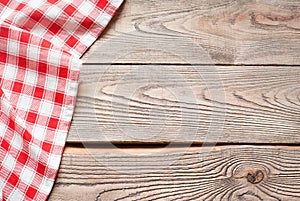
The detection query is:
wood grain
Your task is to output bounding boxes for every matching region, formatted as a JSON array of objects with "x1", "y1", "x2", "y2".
[
  {"x1": 67, "y1": 65, "x2": 300, "y2": 143},
  {"x1": 47, "y1": 0, "x2": 300, "y2": 199},
  {"x1": 82, "y1": 0, "x2": 300, "y2": 65},
  {"x1": 49, "y1": 146, "x2": 300, "y2": 200}
]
